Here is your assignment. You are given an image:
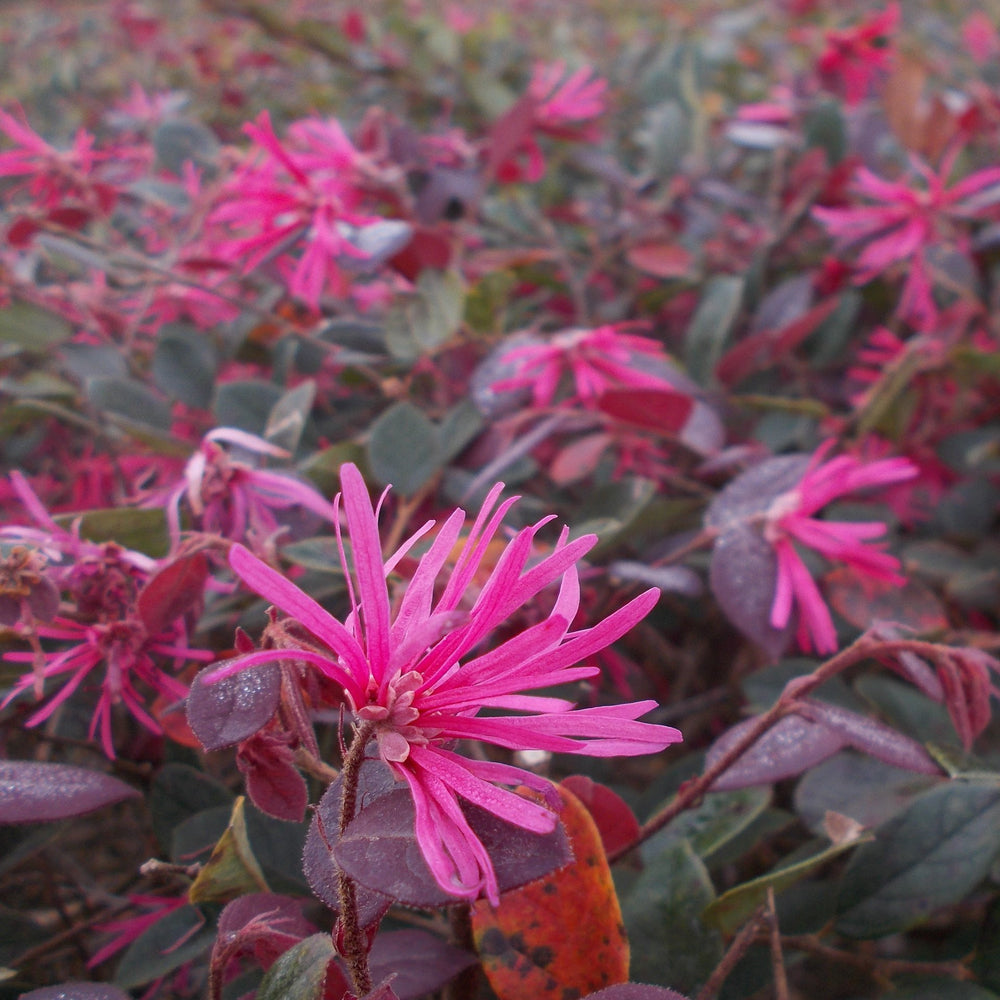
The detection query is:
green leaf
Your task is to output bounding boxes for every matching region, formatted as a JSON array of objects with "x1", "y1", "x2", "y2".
[
  {"x1": 573, "y1": 477, "x2": 657, "y2": 556},
  {"x1": 638, "y1": 101, "x2": 690, "y2": 179},
  {"x1": 803, "y1": 99, "x2": 846, "y2": 163},
  {"x1": 299, "y1": 441, "x2": 366, "y2": 497},
  {"x1": 385, "y1": 269, "x2": 465, "y2": 360},
  {"x1": 265, "y1": 379, "x2": 316, "y2": 453},
  {"x1": 256, "y1": 933, "x2": 336, "y2": 1000},
  {"x1": 282, "y1": 536, "x2": 346, "y2": 574},
  {"x1": 153, "y1": 118, "x2": 220, "y2": 175},
  {"x1": 438, "y1": 398, "x2": 484, "y2": 465},
  {"x1": 54, "y1": 507, "x2": 170, "y2": 559},
  {"x1": 88, "y1": 376, "x2": 172, "y2": 431},
  {"x1": 149, "y1": 763, "x2": 234, "y2": 855},
  {"x1": 188, "y1": 798, "x2": 270, "y2": 903},
  {"x1": 705, "y1": 834, "x2": 871, "y2": 935},
  {"x1": 794, "y1": 751, "x2": 940, "y2": 836},
  {"x1": 244, "y1": 802, "x2": 311, "y2": 895},
  {"x1": 114, "y1": 904, "x2": 216, "y2": 989},
  {"x1": 152, "y1": 323, "x2": 218, "y2": 409},
  {"x1": 0, "y1": 301, "x2": 73, "y2": 350},
  {"x1": 853, "y1": 675, "x2": 957, "y2": 746},
  {"x1": 684, "y1": 275, "x2": 744, "y2": 386},
  {"x1": 621, "y1": 839, "x2": 723, "y2": 996},
  {"x1": 214, "y1": 380, "x2": 283, "y2": 435},
  {"x1": 641, "y1": 787, "x2": 771, "y2": 865},
  {"x1": 367, "y1": 401, "x2": 441, "y2": 496},
  {"x1": 836, "y1": 778, "x2": 1000, "y2": 938}
]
